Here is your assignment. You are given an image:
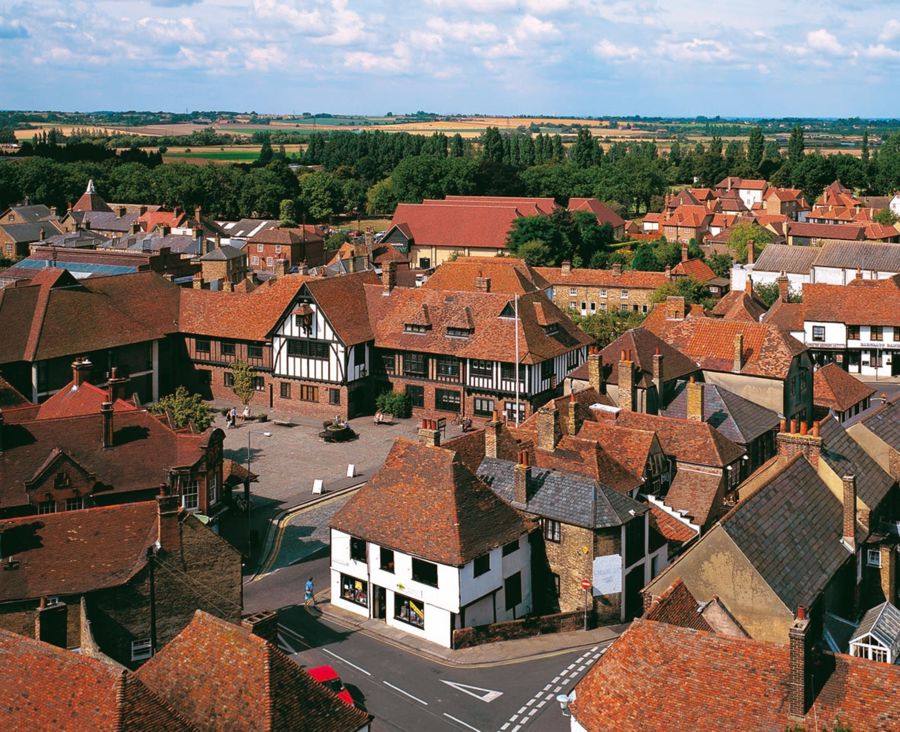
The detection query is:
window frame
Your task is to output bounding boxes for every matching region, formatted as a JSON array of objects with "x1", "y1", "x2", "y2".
[
  {"x1": 349, "y1": 536, "x2": 367, "y2": 563},
  {"x1": 280, "y1": 382, "x2": 291, "y2": 399},
  {"x1": 470, "y1": 359, "x2": 492, "y2": 378},
  {"x1": 224, "y1": 371, "x2": 234, "y2": 387},
  {"x1": 380, "y1": 547, "x2": 395, "y2": 573},
  {"x1": 131, "y1": 638, "x2": 153, "y2": 662},
  {"x1": 473, "y1": 553, "x2": 491, "y2": 578},
  {"x1": 402, "y1": 352, "x2": 427, "y2": 377},
  {"x1": 870, "y1": 325, "x2": 883, "y2": 342},
  {"x1": 221, "y1": 341, "x2": 236, "y2": 357},
  {"x1": 411, "y1": 557, "x2": 439, "y2": 588},
  {"x1": 436, "y1": 356, "x2": 460, "y2": 379},
  {"x1": 847, "y1": 325, "x2": 860, "y2": 340},
  {"x1": 248, "y1": 343, "x2": 263, "y2": 360},
  {"x1": 64, "y1": 497, "x2": 84, "y2": 512},
  {"x1": 812, "y1": 325, "x2": 825, "y2": 342},
  {"x1": 340, "y1": 573, "x2": 368, "y2": 607},
  {"x1": 542, "y1": 518, "x2": 561, "y2": 543},
  {"x1": 406, "y1": 384, "x2": 424, "y2": 408},
  {"x1": 435, "y1": 388, "x2": 461, "y2": 413},
  {"x1": 195, "y1": 338, "x2": 211, "y2": 354},
  {"x1": 394, "y1": 593, "x2": 425, "y2": 629},
  {"x1": 328, "y1": 388, "x2": 340, "y2": 405},
  {"x1": 287, "y1": 339, "x2": 329, "y2": 360},
  {"x1": 473, "y1": 397, "x2": 495, "y2": 417},
  {"x1": 866, "y1": 549, "x2": 882, "y2": 568},
  {"x1": 181, "y1": 480, "x2": 199, "y2": 511},
  {"x1": 299, "y1": 384, "x2": 319, "y2": 402}
]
